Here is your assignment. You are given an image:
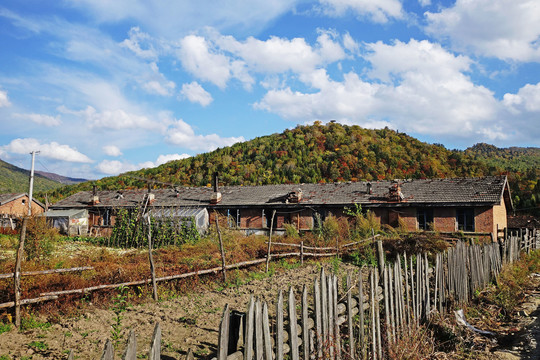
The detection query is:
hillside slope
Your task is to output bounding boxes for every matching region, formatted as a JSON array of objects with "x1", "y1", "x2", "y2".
[
  {"x1": 0, "y1": 159, "x2": 64, "y2": 193},
  {"x1": 45, "y1": 123, "x2": 499, "y2": 202}
]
